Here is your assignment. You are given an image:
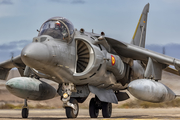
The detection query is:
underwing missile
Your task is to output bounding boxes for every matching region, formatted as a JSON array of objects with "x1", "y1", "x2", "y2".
[
  {"x1": 6, "y1": 77, "x2": 57, "y2": 100},
  {"x1": 128, "y1": 79, "x2": 176, "y2": 102}
]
